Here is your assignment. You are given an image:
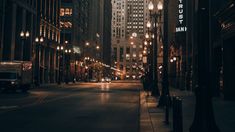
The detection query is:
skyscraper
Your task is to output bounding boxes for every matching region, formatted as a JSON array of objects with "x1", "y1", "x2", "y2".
[{"x1": 111, "y1": 0, "x2": 149, "y2": 79}]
